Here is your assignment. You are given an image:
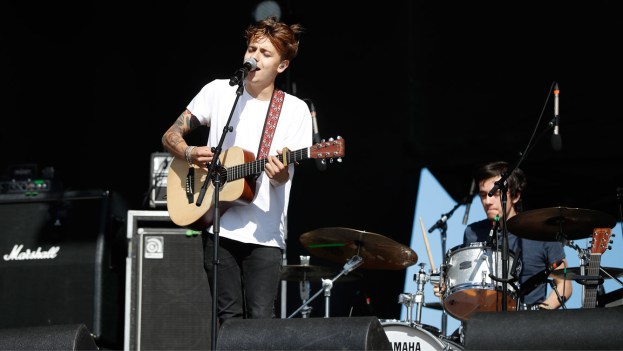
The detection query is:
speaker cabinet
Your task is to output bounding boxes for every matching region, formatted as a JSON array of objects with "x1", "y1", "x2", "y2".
[
  {"x1": 0, "y1": 190, "x2": 123, "y2": 348},
  {"x1": 463, "y1": 307, "x2": 623, "y2": 350},
  {"x1": 216, "y1": 316, "x2": 392, "y2": 351},
  {"x1": 0, "y1": 323, "x2": 98, "y2": 350},
  {"x1": 125, "y1": 210, "x2": 212, "y2": 351}
]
